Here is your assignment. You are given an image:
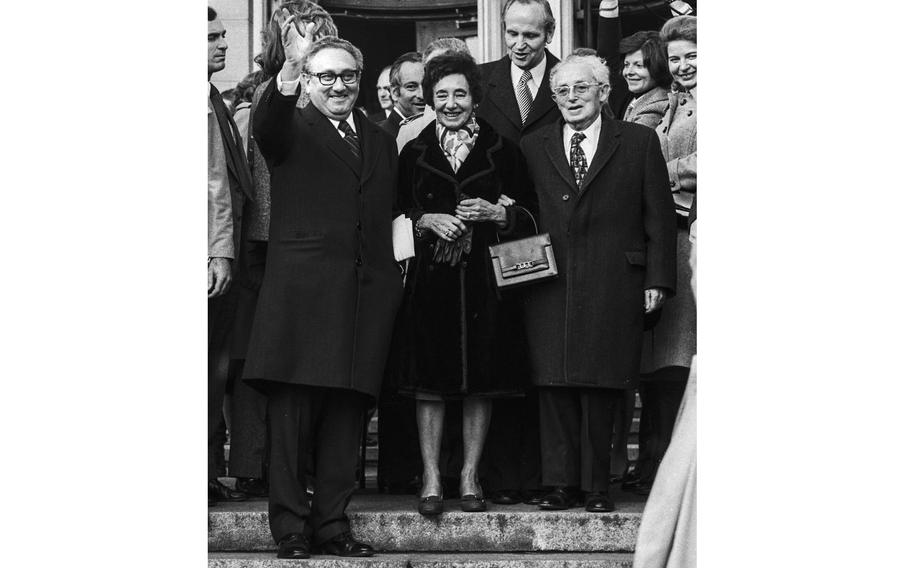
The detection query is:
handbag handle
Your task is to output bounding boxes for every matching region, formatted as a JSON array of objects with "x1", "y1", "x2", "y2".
[{"x1": 494, "y1": 204, "x2": 538, "y2": 243}]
